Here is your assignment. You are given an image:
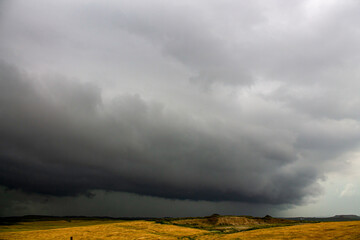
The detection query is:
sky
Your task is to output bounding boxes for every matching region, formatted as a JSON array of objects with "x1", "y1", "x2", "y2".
[{"x1": 0, "y1": 0, "x2": 359, "y2": 218}]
